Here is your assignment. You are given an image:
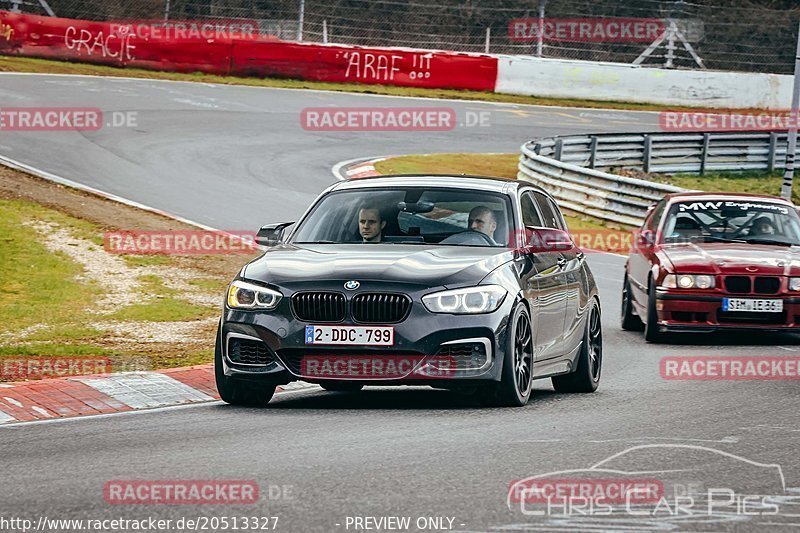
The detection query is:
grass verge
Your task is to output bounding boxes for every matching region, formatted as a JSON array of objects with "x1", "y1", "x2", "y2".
[{"x1": 0, "y1": 166, "x2": 257, "y2": 379}]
